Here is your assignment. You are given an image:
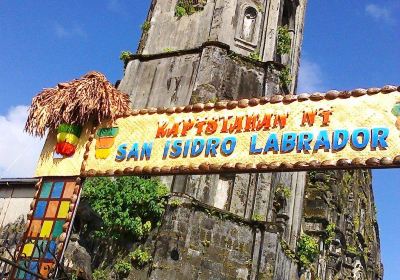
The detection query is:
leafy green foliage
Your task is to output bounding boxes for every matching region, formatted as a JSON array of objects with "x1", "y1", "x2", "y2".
[
  {"x1": 169, "y1": 198, "x2": 183, "y2": 207},
  {"x1": 277, "y1": 25, "x2": 291, "y2": 55},
  {"x1": 297, "y1": 234, "x2": 319, "y2": 268},
  {"x1": 249, "y1": 50, "x2": 261, "y2": 61},
  {"x1": 279, "y1": 66, "x2": 292, "y2": 89},
  {"x1": 119, "y1": 51, "x2": 133, "y2": 65},
  {"x1": 280, "y1": 239, "x2": 296, "y2": 260},
  {"x1": 325, "y1": 223, "x2": 336, "y2": 246},
  {"x1": 175, "y1": 5, "x2": 187, "y2": 17},
  {"x1": 113, "y1": 259, "x2": 132, "y2": 276},
  {"x1": 347, "y1": 245, "x2": 359, "y2": 255},
  {"x1": 201, "y1": 239, "x2": 210, "y2": 247},
  {"x1": 92, "y1": 269, "x2": 109, "y2": 280},
  {"x1": 162, "y1": 47, "x2": 174, "y2": 53},
  {"x1": 175, "y1": 0, "x2": 205, "y2": 17},
  {"x1": 141, "y1": 21, "x2": 151, "y2": 32},
  {"x1": 256, "y1": 3, "x2": 263, "y2": 12},
  {"x1": 129, "y1": 248, "x2": 152, "y2": 267},
  {"x1": 208, "y1": 96, "x2": 219, "y2": 103},
  {"x1": 275, "y1": 184, "x2": 292, "y2": 199},
  {"x1": 83, "y1": 176, "x2": 169, "y2": 240},
  {"x1": 251, "y1": 214, "x2": 264, "y2": 222},
  {"x1": 354, "y1": 216, "x2": 360, "y2": 229}
]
